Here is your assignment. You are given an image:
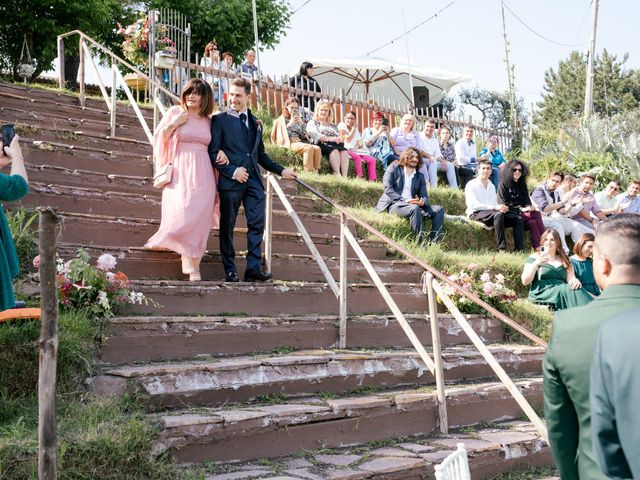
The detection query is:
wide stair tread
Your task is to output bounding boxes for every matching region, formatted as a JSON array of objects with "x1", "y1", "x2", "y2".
[
  {"x1": 100, "y1": 313, "x2": 505, "y2": 363},
  {"x1": 153, "y1": 377, "x2": 544, "y2": 463}
]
